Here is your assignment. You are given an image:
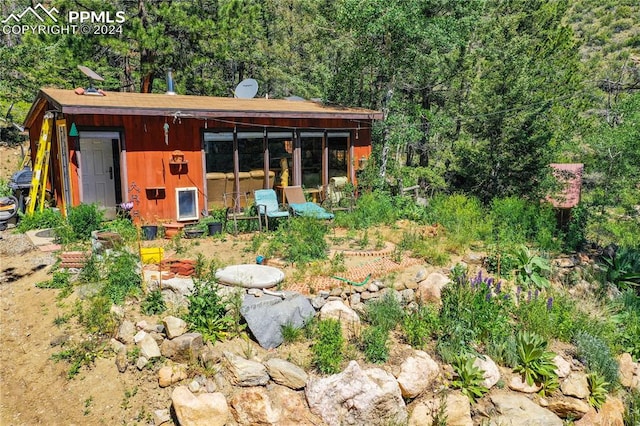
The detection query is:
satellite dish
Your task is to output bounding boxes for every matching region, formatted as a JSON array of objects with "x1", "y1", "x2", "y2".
[
  {"x1": 234, "y1": 78, "x2": 258, "y2": 99},
  {"x1": 77, "y1": 65, "x2": 104, "y2": 95}
]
